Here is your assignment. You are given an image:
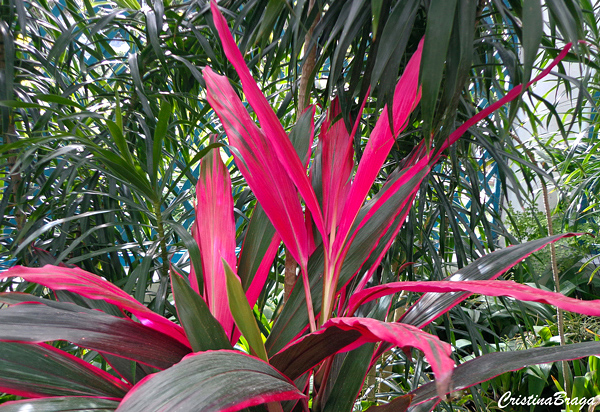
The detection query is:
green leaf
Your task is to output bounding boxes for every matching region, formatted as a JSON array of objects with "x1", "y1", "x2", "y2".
[
  {"x1": 421, "y1": 0, "x2": 458, "y2": 141},
  {"x1": 35, "y1": 94, "x2": 85, "y2": 110},
  {"x1": 0, "y1": 397, "x2": 120, "y2": 412},
  {"x1": 115, "y1": 350, "x2": 305, "y2": 412},
  {"x1": 223, "y1": 260, "x2": 268, "y2": 362},
  {"x1": 522, "y1": 0, "x2": 543, "y2": 84},
  {"x1": 105, "y1": 119, "x2": 135, "y2": 167},
  {"x1": 152, "y1": 100, "x2": 172, "y2": 187},
  {"x1": 170, "y1": 270, "x2": 233, "y2": 352},
  {"x1": 0, "y1": 341, "x2": 129, "y2": 399}
]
